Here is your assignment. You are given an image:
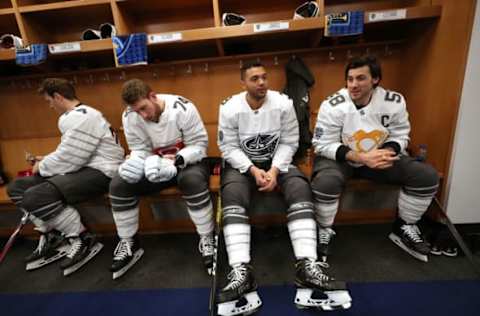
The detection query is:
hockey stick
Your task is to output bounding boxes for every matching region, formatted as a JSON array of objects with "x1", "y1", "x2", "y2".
[
  {"x1": 432, "y1": 197, "x2": 480, "y2": 278},
  {"x1": 0, "y1": 210, "x2": 29, "y2": 263},
  {"x1": 209, "y1": 162, "x2": 223, "y2": 316}
]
